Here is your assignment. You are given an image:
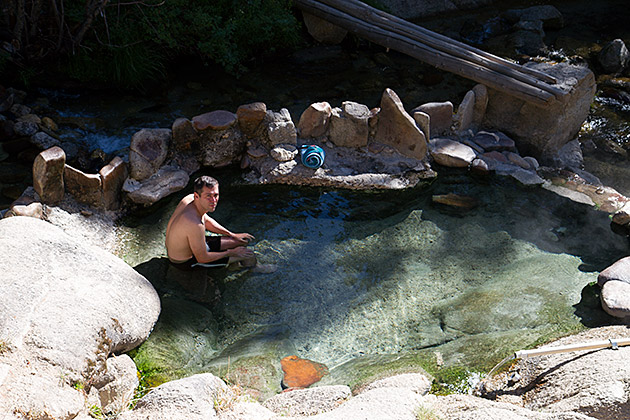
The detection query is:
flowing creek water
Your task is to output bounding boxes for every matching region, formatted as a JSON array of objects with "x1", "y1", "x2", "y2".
[{"x1": 2, "y1": 0, "x2": 630, "y2": 396}]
